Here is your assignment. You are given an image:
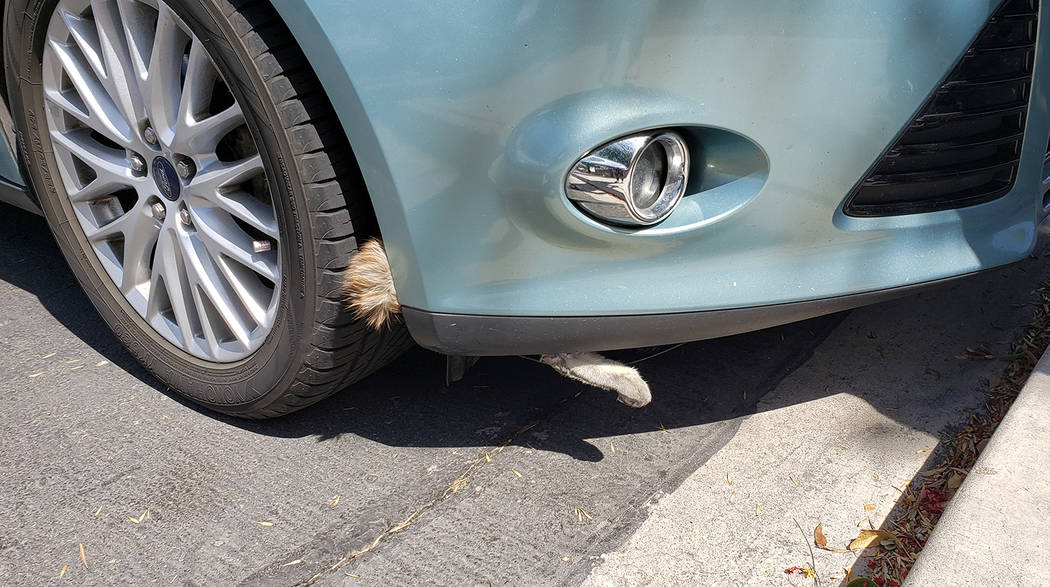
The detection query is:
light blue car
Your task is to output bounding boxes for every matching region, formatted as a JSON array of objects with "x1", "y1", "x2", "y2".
[{"x1": 1, "y1": 0, "x2": 1046, "y2": 416}]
